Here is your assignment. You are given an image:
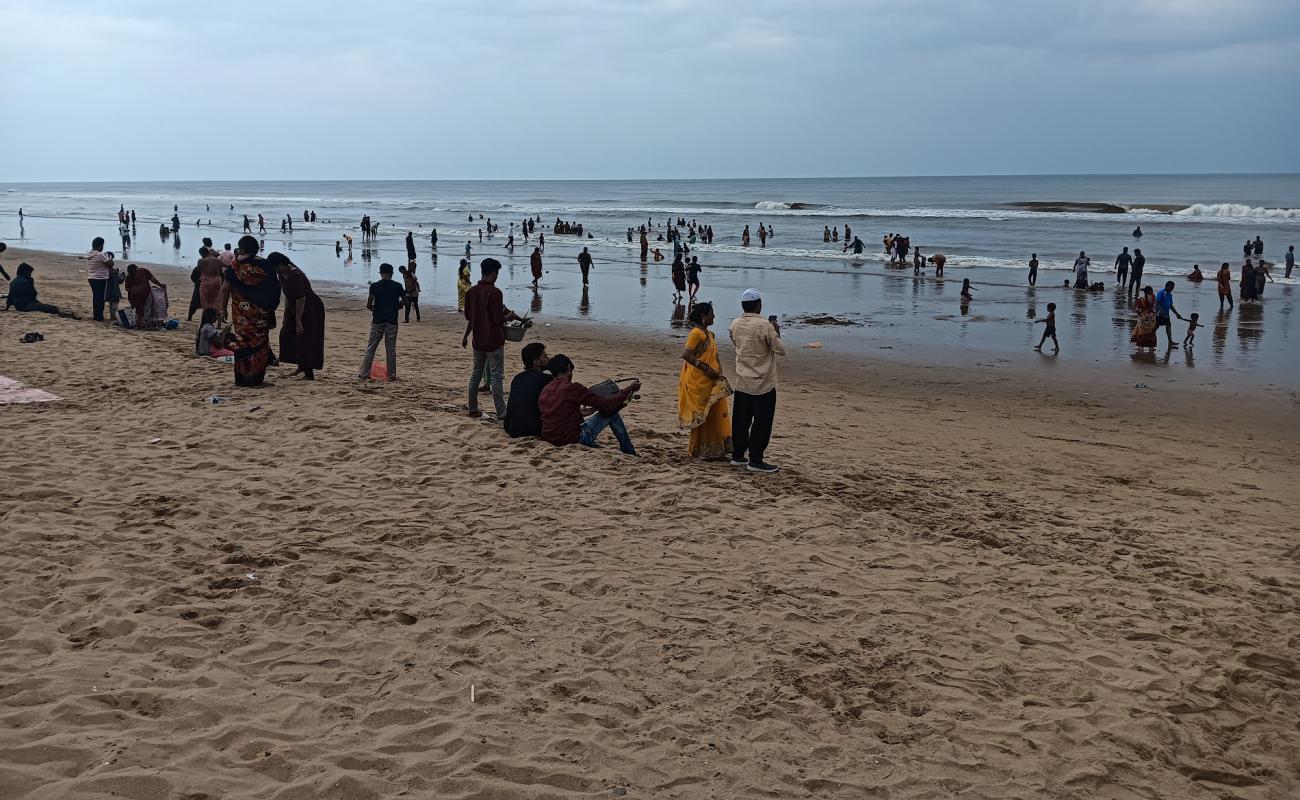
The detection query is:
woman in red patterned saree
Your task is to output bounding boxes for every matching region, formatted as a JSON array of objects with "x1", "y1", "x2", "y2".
[{"x1": 220, "y1": 235, "x2": 281, "y2": 387}]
